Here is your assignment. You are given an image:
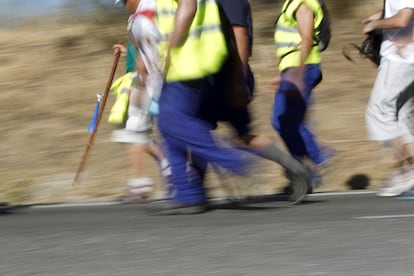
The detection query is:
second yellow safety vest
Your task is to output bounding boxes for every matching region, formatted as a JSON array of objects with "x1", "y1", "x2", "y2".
[{"x1": 274, "y1": 0, "x2": 324, "y2": 72}]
